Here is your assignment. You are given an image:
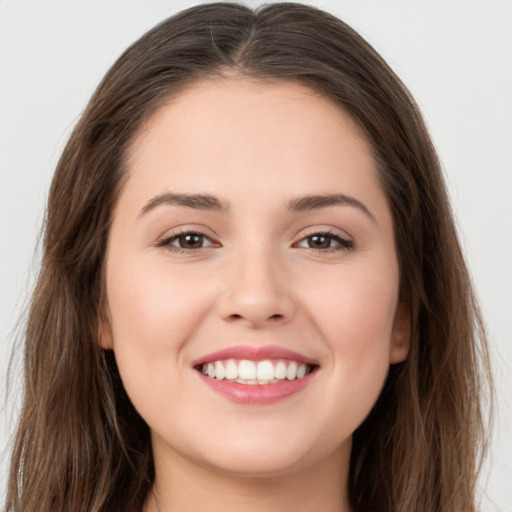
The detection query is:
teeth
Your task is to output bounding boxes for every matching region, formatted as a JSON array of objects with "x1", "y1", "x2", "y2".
[
  {"x1": 200, "y1": 358, "x2": 313, "y2": 384},
  {"x1": 225, "y1": 360, "x2": 238, "y2": 380},
  {"x1": 239, "y1": 360, "x2": 256, "y2": 380},
  {"x1": 215, "y1": 361, "x2": 225, "y2": 380},
  {"x1": 274, "y1": 361, "x2": 287, "y2": 379},
  {"x1": 257, "y1": 360, "x2": 274, "y2": 380},
  {"x1": 286, "y1": 361, "x2": 297, "y2": 380}
]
